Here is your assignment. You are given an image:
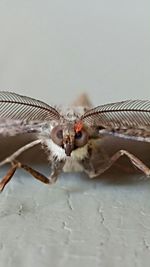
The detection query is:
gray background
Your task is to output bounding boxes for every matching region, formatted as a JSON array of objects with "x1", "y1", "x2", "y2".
[{"x1": 0, "y1": 1, "x2": 150, "y2": 267}]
